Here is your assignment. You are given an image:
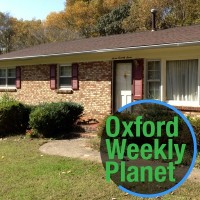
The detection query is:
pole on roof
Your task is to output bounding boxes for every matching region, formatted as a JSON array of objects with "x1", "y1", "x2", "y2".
[{"x1": 151, "y1": 9, "x2": 157, "y2": 31}]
